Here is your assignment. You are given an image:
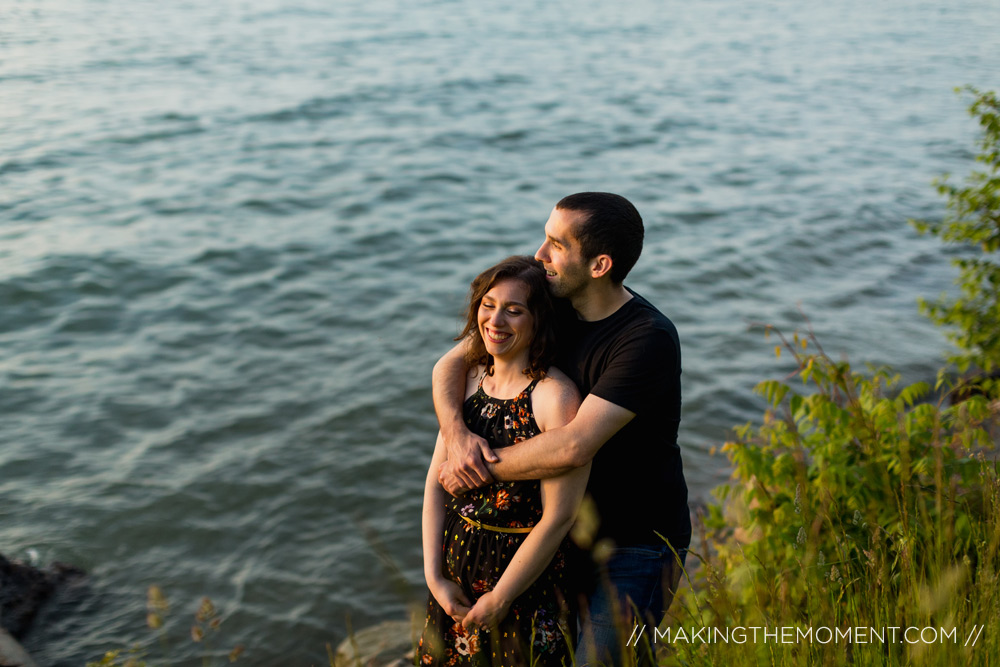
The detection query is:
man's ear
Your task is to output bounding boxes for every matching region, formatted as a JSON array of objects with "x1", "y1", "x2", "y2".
[{"x1": 590, "y1": 254, "x2": 613, "y2": 279}]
